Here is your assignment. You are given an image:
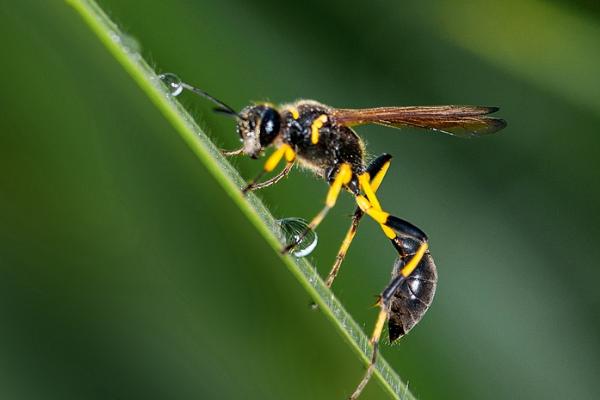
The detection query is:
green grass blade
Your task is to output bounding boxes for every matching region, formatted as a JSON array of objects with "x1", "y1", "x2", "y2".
[{"x1": 66, "y1": 0, "x2": 416, "y2": 399}]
